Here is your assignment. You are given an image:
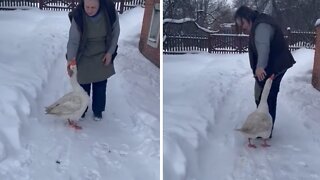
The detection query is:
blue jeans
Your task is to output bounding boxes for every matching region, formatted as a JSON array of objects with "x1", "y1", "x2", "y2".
[{"x1": 80, "y1": 79, "x2": 107, "y2": 118}]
